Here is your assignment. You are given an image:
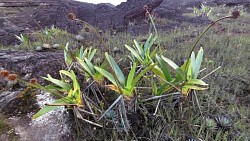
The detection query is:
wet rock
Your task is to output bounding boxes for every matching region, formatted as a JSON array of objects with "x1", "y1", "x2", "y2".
[{"x1": 0, "y1": 90, "x2": 75, "y2": 141}]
